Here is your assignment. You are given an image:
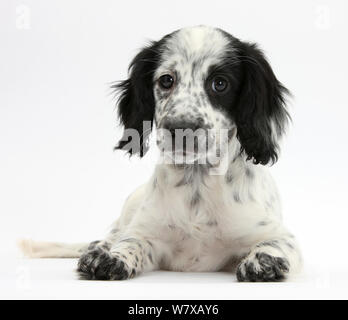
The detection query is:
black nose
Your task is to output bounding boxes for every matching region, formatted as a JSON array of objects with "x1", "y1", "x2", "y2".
[{"x1": 162, "y1": 118, "x2": 206, "y2": 136}]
